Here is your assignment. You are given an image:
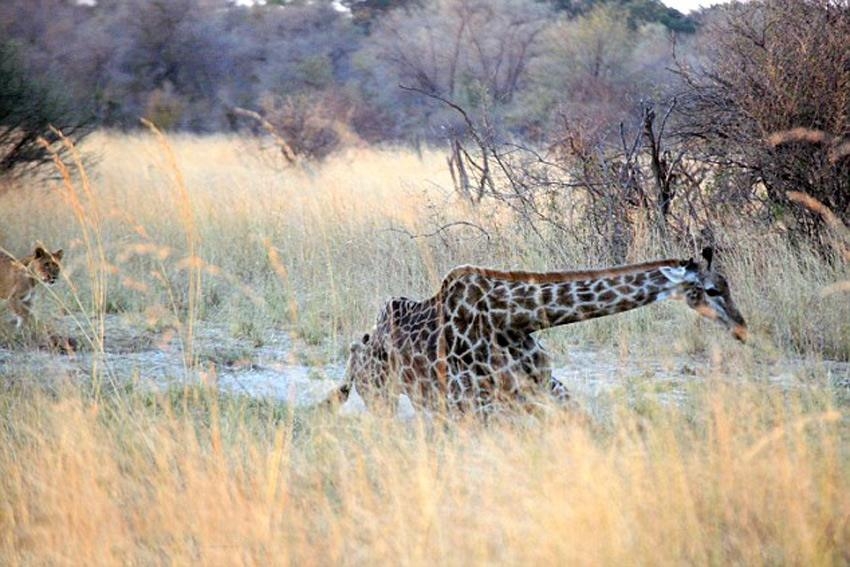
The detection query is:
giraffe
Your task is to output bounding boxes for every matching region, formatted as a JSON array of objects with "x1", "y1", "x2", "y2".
[{"x1": 323, "y1": 248, "x2": 747, "y2": 416}]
